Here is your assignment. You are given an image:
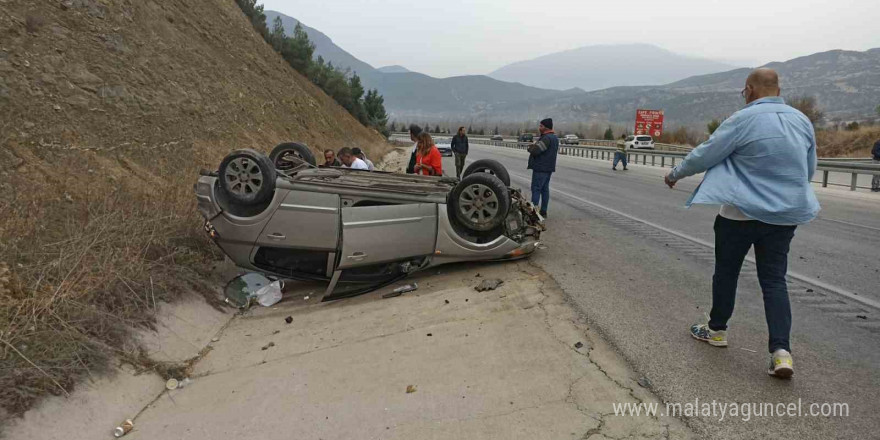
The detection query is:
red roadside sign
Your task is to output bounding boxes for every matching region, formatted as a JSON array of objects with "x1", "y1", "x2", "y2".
[{"x1": 635, "y1": 109, "x2": 664, "y2": 137}]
